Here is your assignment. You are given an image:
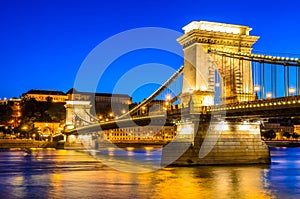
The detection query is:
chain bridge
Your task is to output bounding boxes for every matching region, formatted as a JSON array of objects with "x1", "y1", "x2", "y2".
[{"x1": 64, "y1": 21, "x2": 300, "y2": 166}]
